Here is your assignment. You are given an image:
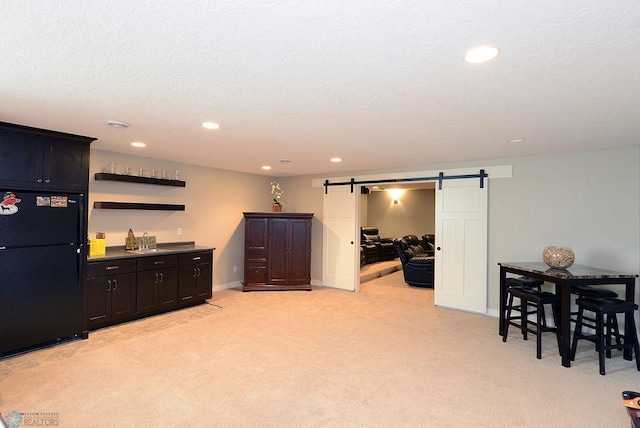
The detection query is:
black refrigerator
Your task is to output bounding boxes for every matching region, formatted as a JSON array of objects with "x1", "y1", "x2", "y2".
[{"x1": 0, "y1": 190, "x2": 85, "y2": 356}]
